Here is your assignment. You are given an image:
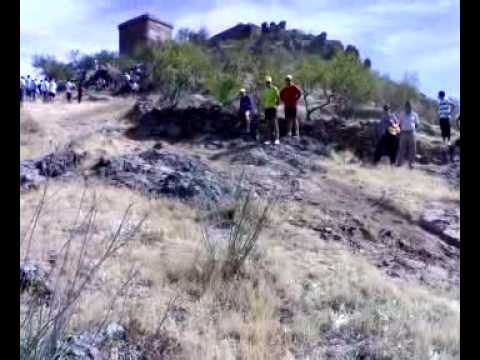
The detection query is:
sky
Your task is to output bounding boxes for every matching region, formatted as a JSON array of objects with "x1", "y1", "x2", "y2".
[{"x1": 20, "y1": 0, "x2": 460, "y2": 99}]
